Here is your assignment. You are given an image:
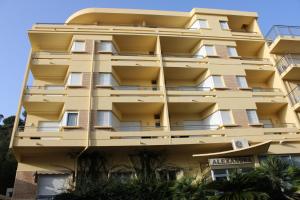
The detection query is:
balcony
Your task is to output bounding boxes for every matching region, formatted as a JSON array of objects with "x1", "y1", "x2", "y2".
[
  {"x1": 287, "y1": 86, "x2": 300, "y2": 111},
  {"x1": 266, "y1": 25, "x2": 300, "y2": 54},
  {"x1": 276, "y1": 54, "x2": 300, "y2": 80},
  {"x1": 256, "y1": 102, "x2": 297, "y2": 129},
  {"x1": 227, "y1": 15, "x2": 263, "y2": 39}
]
